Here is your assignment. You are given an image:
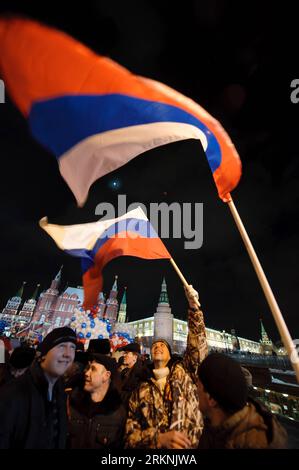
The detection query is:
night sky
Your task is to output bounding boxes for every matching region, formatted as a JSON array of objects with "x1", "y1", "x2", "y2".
[{"x1": 0, "y1": 1, "x2": 298, "y2": 343}]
